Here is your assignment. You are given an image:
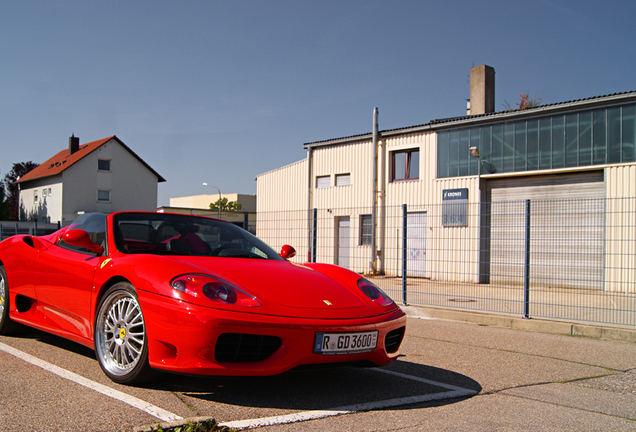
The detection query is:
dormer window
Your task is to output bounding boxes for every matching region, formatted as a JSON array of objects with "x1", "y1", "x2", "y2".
[{"x1": 98, "y1": 159, "x2": 111, "y2": 171}]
